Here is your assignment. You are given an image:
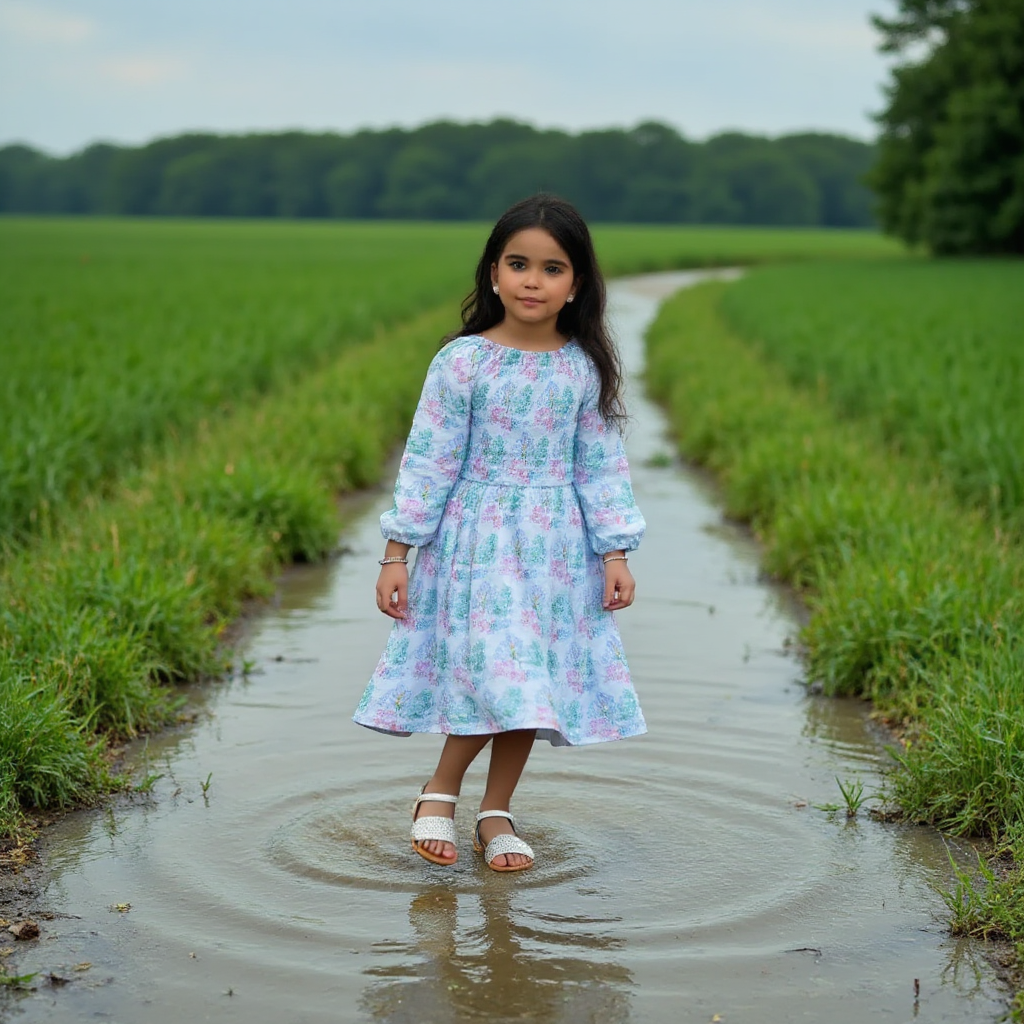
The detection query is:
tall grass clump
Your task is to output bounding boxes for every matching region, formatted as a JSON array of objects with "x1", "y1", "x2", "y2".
[
  {"x1": 0, "y1": 649, "x2": 102, "y2": 837},
  {"x1": 718, "y1": 259, "x2": 1024, "y2": 531}
]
